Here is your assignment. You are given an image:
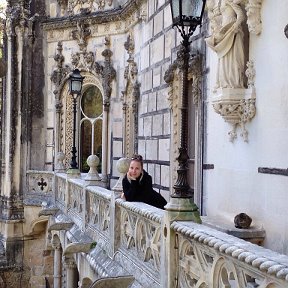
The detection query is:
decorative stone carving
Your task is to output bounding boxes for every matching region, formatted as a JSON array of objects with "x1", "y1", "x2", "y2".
[
  {"x1": 27, "y1": 172, "x2": 53, "y2": 194},
  {"x1": 206, "y1": 0, "x2": 246, "y2": 90},
  {"x1": 172, "y1": 221, "x2": 288, "y2": 287},
  {"x1": 212, "y1": 61, "x2": 256, "y2": 142},
  {"x1": 112, "y1": 158, "x2": 130, "y2": 192},
  {"x1": 70, "y1": 21, "x2": 97, "y2": 70},
  {"x1": 95, "y1": 36, "x2": 116, "y2": 109},
  {"x1": 85, "y1": 154, "x2": 101, "y2": 184},
  {"x1": 51, "y1": 235, "x2": 62, "y2": 250},
  {"x1": 71, "y1": 20, "x2": 91, "y2": 52},
  {"x1": 67, "y1": 0, "x2": 114, "y2": 16},
  {"x1": 121, "y1": 32, "x2": 140, "y2": 157},
  {"x1": 55, "y1": 152, "x2": 66, "y2": 172},
  {"x1": 86, "y1": 191, "x2": 111, "y2": 233},
  {"x1": 245, "y1": 0, "x2": 263, "y2": 35},
  {"x1": 120, "y1": 208, "x2": 162, "y2": 271},
  {"x1": 188, "y1": 52, "x2": 203, "y2": 106},
  {"x1": 57, "y1": 0, "x2": 68, "y2": 16},
  {"x1": 63, "y1": 257, "x2": 77, "y2": 269},
  {"x1": 51, "y1": 41, "x2": 70, "y2": 89},
  {"x1": 164, "y1": 49, "x2": 203, "y2": 188},
  {"x1": 69, "y1": 184, "x2": 84, "y2": 213},
  {"x1": 206, "y1": 0, "x2": 263, "y2": 36},
  {"x1": 206, "y1": 1, "x2": 257, "y2": 142}
]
